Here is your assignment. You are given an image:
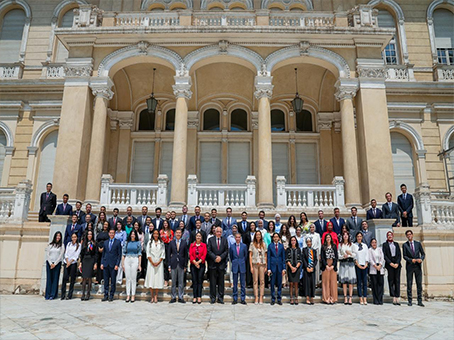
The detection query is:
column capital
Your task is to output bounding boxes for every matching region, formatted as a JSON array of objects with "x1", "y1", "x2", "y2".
[
  {"x1": 334, "y1": 78, "x2": 359, "y2": 102},
  {"x1": 254, "y1": 76, "x2": 273, "y2": 99},
  {"x1": 173, "y1": 76, "x2": 192, "y2": 99},
  {"x1": 90, "y1": 77, "x2": 114, "y2": 100},
  {"x1": 117, "y1": 111, "x2": 134, "y2": 130},
  {"x1": 64, "y1": 58, "x2": 94, "y2": 86}
]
